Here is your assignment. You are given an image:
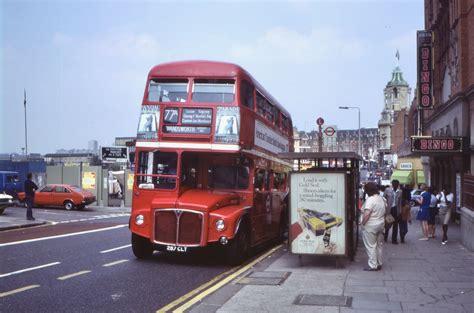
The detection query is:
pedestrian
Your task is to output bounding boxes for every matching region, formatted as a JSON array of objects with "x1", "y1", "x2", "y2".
[
  {"x1": 428, "y1": 186, "x2": 439, "y2": 238},
  {"x1": 383, "y1": 179, "x2": 402, "y2": 244},
  {"x1": 399, "y1": 185, "x2": 412, "y2": 243},
  {"x1": 360, "y1": 182, "x2": 386, "y2": 271},
  {"x1": 24, "y1": 172, "x2": 38, "y2": 221},
  {"x1": 416, "y1": 184, "x2": 431, "y2": 240},
  {"x1": 437, "y1": 185, "x2": 454, "y2": 244}
]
